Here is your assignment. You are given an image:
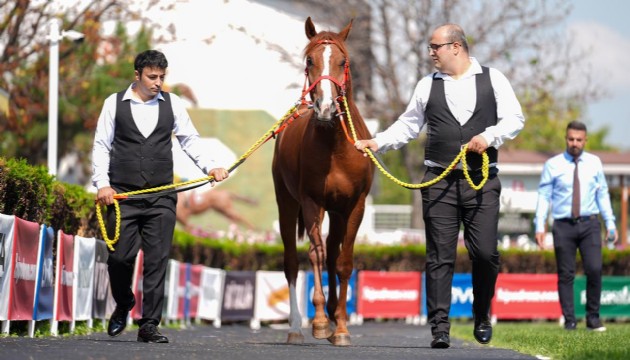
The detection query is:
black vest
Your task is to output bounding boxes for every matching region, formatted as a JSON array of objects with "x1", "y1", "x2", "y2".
[
  {"x1": 424, "y1": 66, "x2": 498, "y2": 170},
  {"x1": 108, "y1": 91, "x2": 174, "y2": 189}
]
